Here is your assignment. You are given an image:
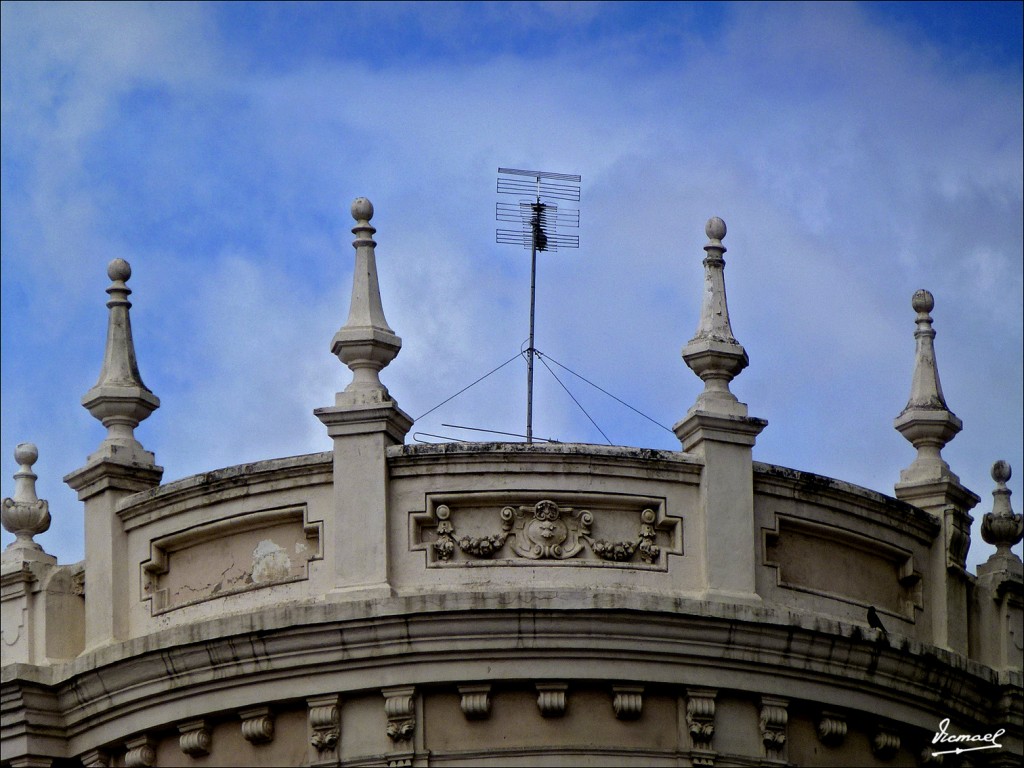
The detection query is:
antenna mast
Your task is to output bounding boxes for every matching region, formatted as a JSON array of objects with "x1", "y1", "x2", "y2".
[{"x1": 496, "y1": 167, "x2": 580, "y2": 443}]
